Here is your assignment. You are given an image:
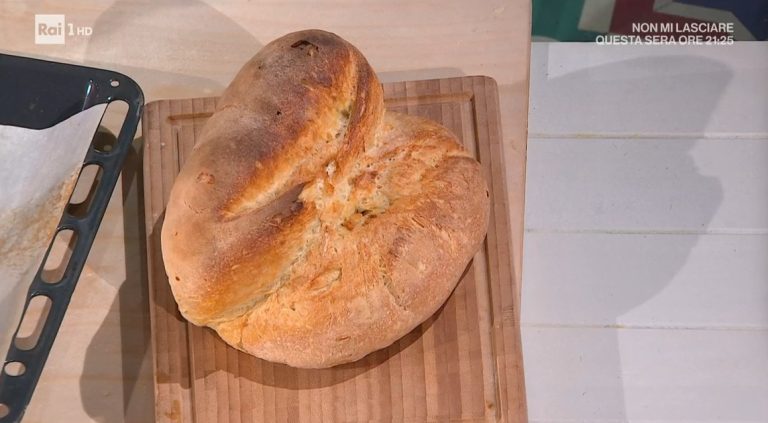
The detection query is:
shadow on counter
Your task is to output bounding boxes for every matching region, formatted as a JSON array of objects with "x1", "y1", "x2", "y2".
[
  {"x1": 78, "y1": 0, "x2": 261, "y2": 421},
  {"x1": 521, "y1": 48, "x2": 729, "y2": 421}
]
